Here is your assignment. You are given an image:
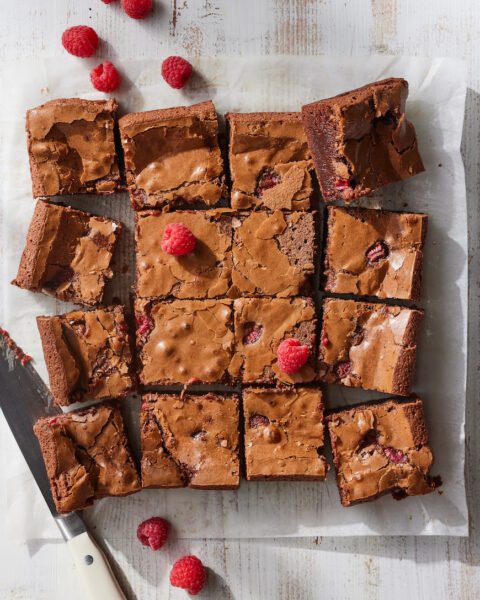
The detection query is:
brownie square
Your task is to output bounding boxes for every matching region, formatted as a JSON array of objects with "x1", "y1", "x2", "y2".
[
  {"x1": 37, "y1": 306, "x2": 134, "y2": 407},
  {"x1": 119, "y1": 100, "x2": 226, "y2": 210},
  {"x1": 140, "y1": 393, "x2": 240, "y2": 489},
  {"x1": 319, "y1": 298, "x2": 423, "y2": 395},
  {"x1": 135, "y1": 298, "x2": 234, "y2": 385},
  {"x1": 301, "y1": 78, "x2": 424, "y2": 202},
  {"x1": 243, "y1": 387, "x2": 327, "y2": 480},
  {"x1": 26, "y1": 98, "x2": 121, "y2": 197},
  {"x1": 232, "y1": 210, "x2": 315, "y2": 297},
  {"x1": 135, "y1": 209, "x2": 233, "y2": 300},
  {"x1": 230, "y1": 297, "x2": 317, "y2": 384},
  {"x1": 324, "y1": 206, "x2": 427, "y2": 301},
  {"x1": 326, "y1": 398, "x2": 439, "y2": 507},
  {"x1": 34, "y1": 403, "x2": 140, "y2": 514},
  {"x1": 227, "y1": 112, "x2": 313, "y2": 210},
  {"x1": 12, "y1": 199, "x2": 122, "y2": 306}
]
